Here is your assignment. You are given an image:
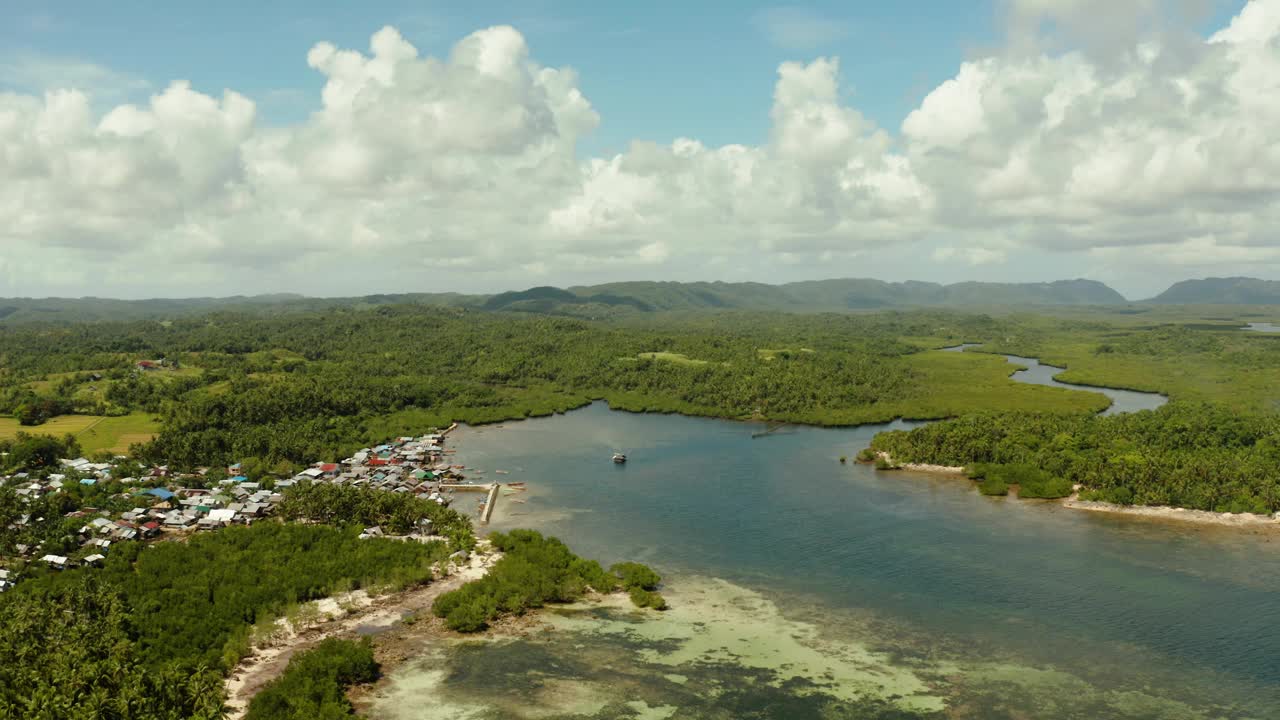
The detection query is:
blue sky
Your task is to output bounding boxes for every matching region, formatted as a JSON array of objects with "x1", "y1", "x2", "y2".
[
  {"x1": 5, "y1": 1, "x2": 1244, "y2": 154},
  {"x1": 3, "y1": 2, "x2": 1008, "y2": 154},
  {"x1": 0, "y1": 0, "x2": 1272, "y2": 299}
]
